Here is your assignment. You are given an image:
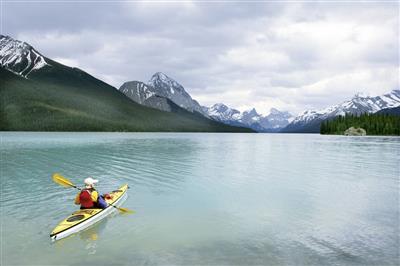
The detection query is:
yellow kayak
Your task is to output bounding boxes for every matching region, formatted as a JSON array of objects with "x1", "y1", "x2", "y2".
[{"x1": 50, "y1": 184, "x2": 128, "y2": 241}]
